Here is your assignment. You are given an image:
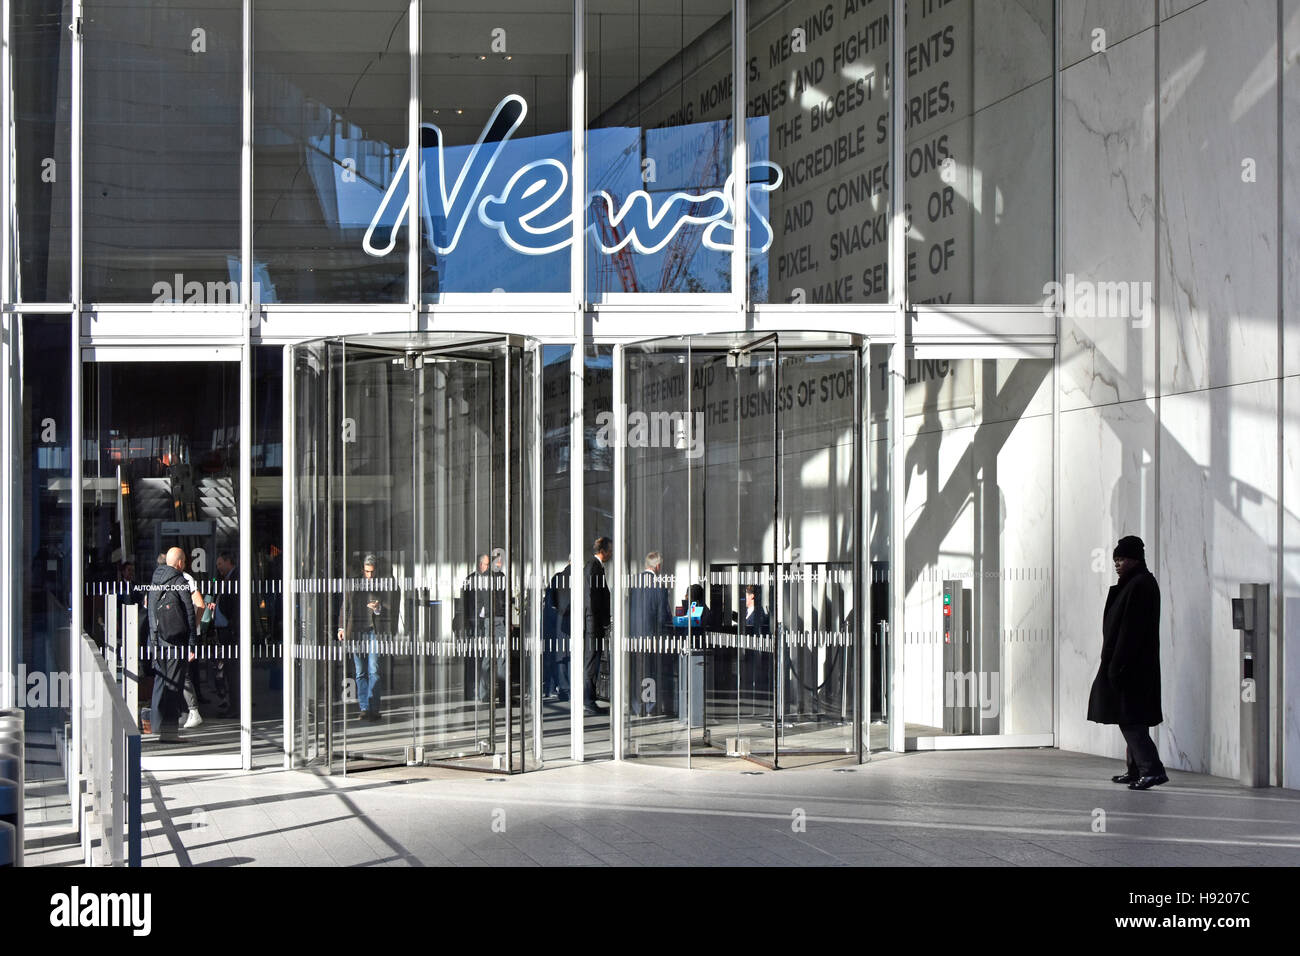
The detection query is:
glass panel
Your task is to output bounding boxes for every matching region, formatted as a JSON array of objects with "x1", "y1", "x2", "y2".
[
  {"x1": 867, "y1": 342, "x2": 891, "y2": 751},
  {"x1": 83, "y1": 360, "x2": 241, "y2": 758},
  {"x1": 716, "y1": 341, "x2": 778, "y2": 766},
  {"x1": 581, "y1": 344, "x2": 613, "y2": 753},
  {"x1": 775, "y1": 344, "x2": 858, "y2": 763},
  {"x1": 83, "y1": 0, "x2": 243, "y2": 303},
  {"x1": 904, "y1": 0, "x2": 1054, "y2": 304},
  {"x1": 902, "y1": 357, "x2": 1054, "y2": 739},
  {"x1": 11, "y1": 1, "x2": 74, "y2": 303},
  {"x1": 621, "y1": 340, "x2": 693, "y2": 766},
  {"x1": 746, "y1": 0, "x2": 892, "y2": 304},
  {"x1": 291, "y1": 340, "x2": 338, "y2": 770},
  {"x1": 585, "y1": 1, "x2": 735, "y2": 296},
  {"x1": 418, "y1": 1, "x2": 572, "y2": 297},
  {"x1": 254, "y1": 0, "x2": 410, "y2": 303},
  {"x1": 16, "y1": 317, "x2": 72, "y2": 793},
  {"x1": 337, "y1": 343, "x2": 416, "y2": 767},
  {"x1": 252, "y1": 347, "x2": 285, "y2": 754},
  {"x1": 540, "y1": 346, "x2": 573, "y2": 762},
  {"x1": 292, "y1": 335, "x2": 540, "y2": 772}
]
